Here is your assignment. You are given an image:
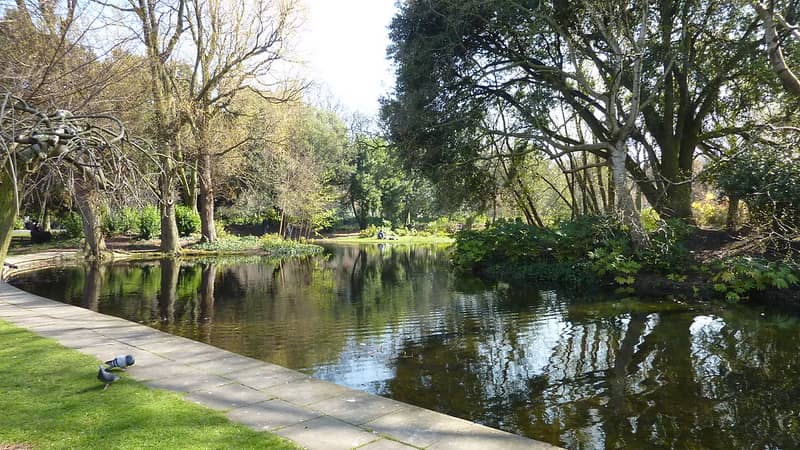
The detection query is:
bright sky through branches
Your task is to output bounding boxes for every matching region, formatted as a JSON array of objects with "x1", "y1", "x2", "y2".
[{"x1": 299, "y1": 0, "x2": 397, "y2": 116}]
